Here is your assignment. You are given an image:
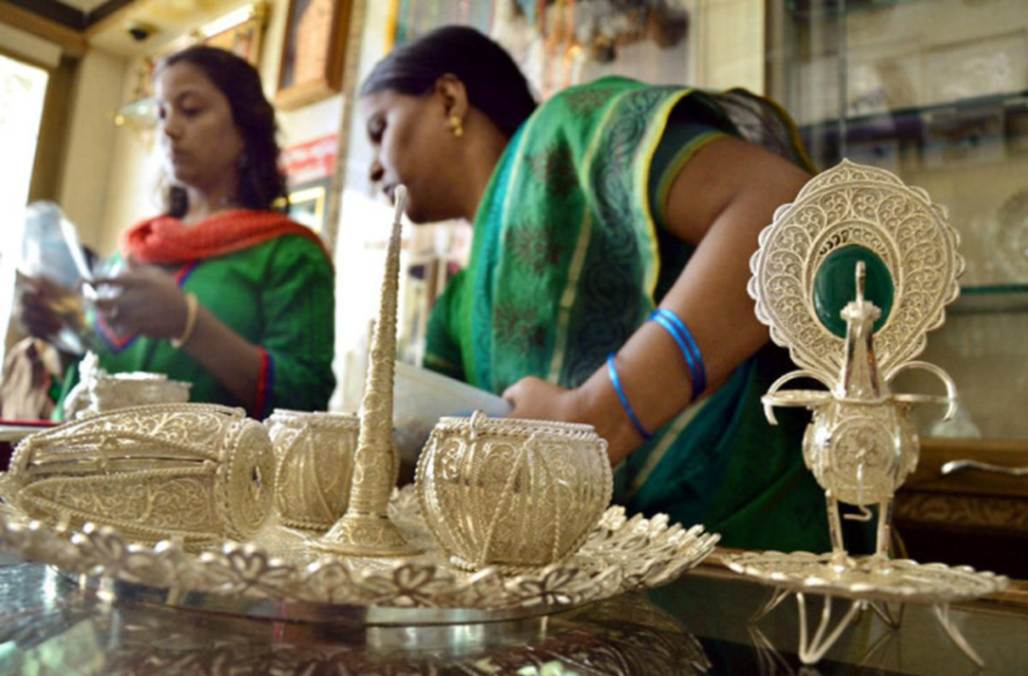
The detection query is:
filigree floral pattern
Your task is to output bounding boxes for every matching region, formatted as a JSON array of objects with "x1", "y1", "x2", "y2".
[
  {"x1": 265, "y1": 410, "x2": 360, "y2": 531},
  {"x1": 0, "y1": 485, "x2": 718, "y2": 616},
  {"x1": 724, "y1": 551, "x2": 1007, "y2": 603},
  {"x1": 5, "y1": 403, "x2": 275, "y2": 548},
  {"x1": 416, "y1": 414, "x2": 613, "y2": 571},
  {"x1": 749, "y1": 160, "x2": 963, "y2": 387}
]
